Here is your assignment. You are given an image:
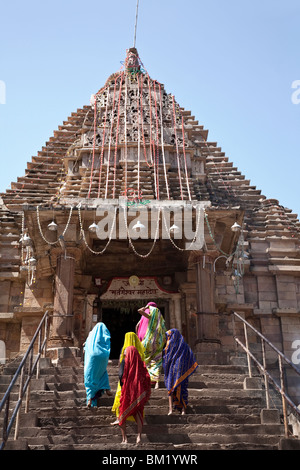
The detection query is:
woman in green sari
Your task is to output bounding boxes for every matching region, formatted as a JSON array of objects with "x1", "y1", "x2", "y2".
[{"x1": 138, "y1": 303, "x2": 167, "y2": 389}]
